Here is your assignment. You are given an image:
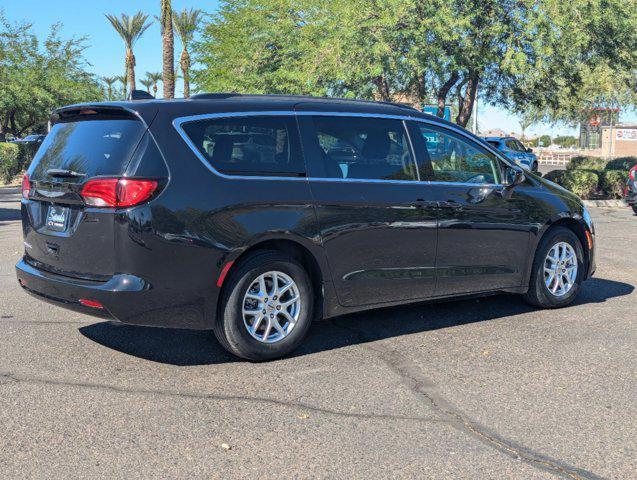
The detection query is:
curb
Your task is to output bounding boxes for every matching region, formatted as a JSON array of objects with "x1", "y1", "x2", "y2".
[{"x1": 582, "y1": 200, "x2": 627, "y2": 208}]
